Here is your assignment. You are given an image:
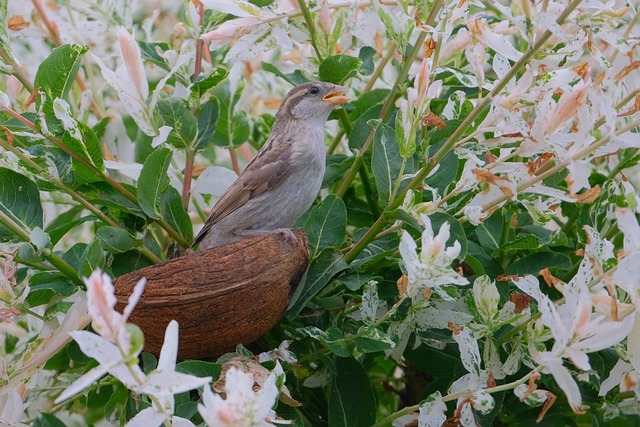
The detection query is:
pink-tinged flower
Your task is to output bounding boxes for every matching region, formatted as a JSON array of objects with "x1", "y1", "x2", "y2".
[
  {"x1": 0, "y1": 90, "x2": 9, "y2": 109},
  {"x1": 545, "y1": 80, "x2": 590, "y2": 135},
  {"x1": 318, "y1": 0, "x2": 332, "y2": 34},
  {"x1": 201, "y1": 17, "x2": 260, "y2": 42},
  {"x1": 117, "y1": 27, "x2": 148, "y2": 102},
  {"x1": 198, "y1": 363, "x2": 288, "y2": 426},
  {"x1": 85, "y1": 269, "x2": 146, "y2": 352},
  {"x1": 0, "y1": 308, "x2": 19, "y2": 322},
  {"x1": 514, "y1": 275, "x2": 636, "y2": 412}
]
